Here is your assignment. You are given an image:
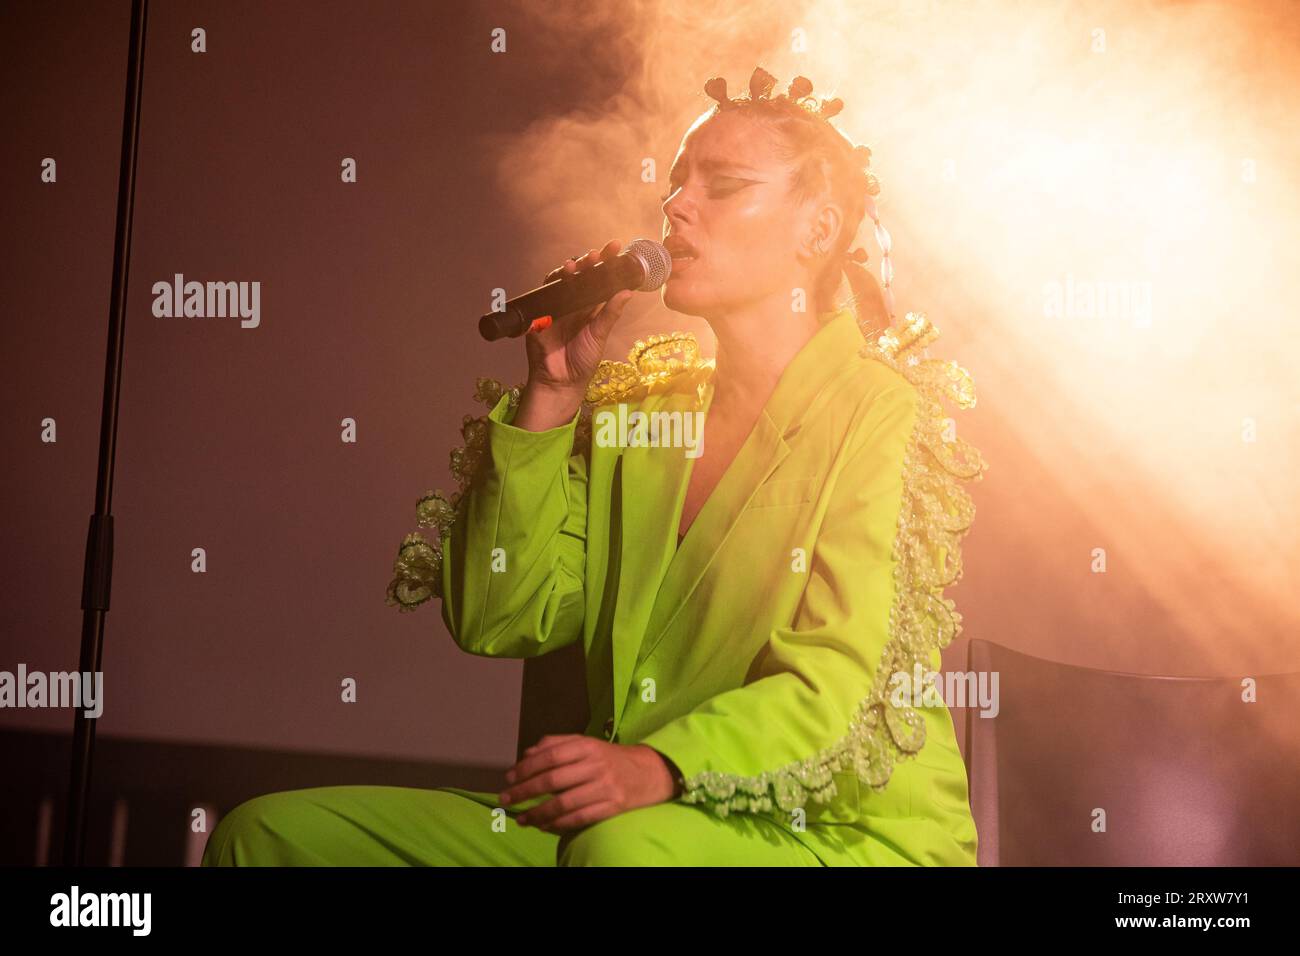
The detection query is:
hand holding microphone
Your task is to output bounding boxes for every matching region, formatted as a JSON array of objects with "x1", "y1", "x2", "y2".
[
  {"x1": 477, "y1": 236, "x2": 670, "y2": 342},
  {"x1": 498, "y1": 238, "x2": 671, "y2": 431}
]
